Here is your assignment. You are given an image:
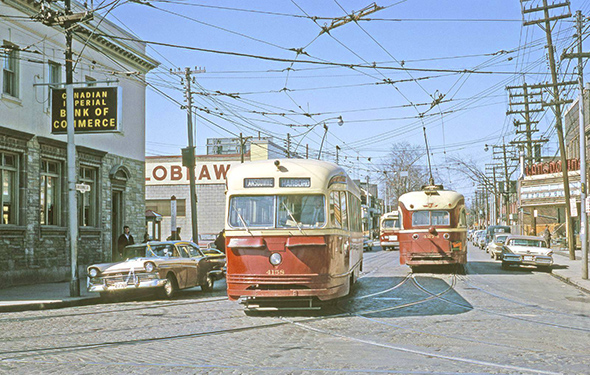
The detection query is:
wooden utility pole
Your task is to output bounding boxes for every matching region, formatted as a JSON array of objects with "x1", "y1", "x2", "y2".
[
  {"x1": 522, "y1": 0, "x2": 576, "y2": 258},
  {"x1": 35, "y1": 0, "x2": 92, "y2": 297},
  {"x1": 562, "y1": 10, "x2": 589, "y2": 277},
  {"x1": 172, "y1": 67, "x2": 205, "y2": 244}
]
